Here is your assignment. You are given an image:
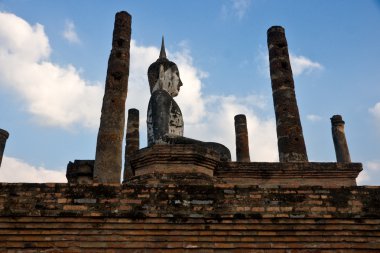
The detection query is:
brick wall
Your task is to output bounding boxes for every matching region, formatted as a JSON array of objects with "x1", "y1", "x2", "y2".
[
  {"x1": 1, "y1": 181, "x2": 380, "y2": 252},
  {"x1": 216, "y1": 162, "x2": 362, "y2": 187}
]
